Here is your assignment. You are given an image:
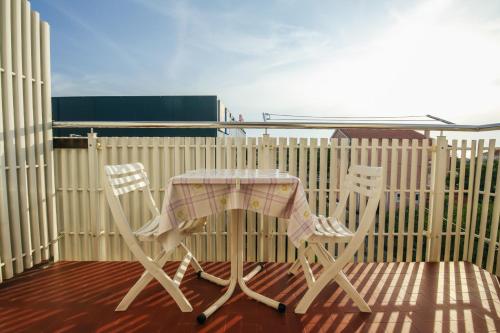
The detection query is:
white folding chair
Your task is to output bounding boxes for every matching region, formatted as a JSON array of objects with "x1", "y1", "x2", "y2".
[
  {"x1": 290, "y1": 165, "x2": 384, "y2": 314},
  {"x1": 104, "y1": 162, "x2": 220, "y2": 312}
]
